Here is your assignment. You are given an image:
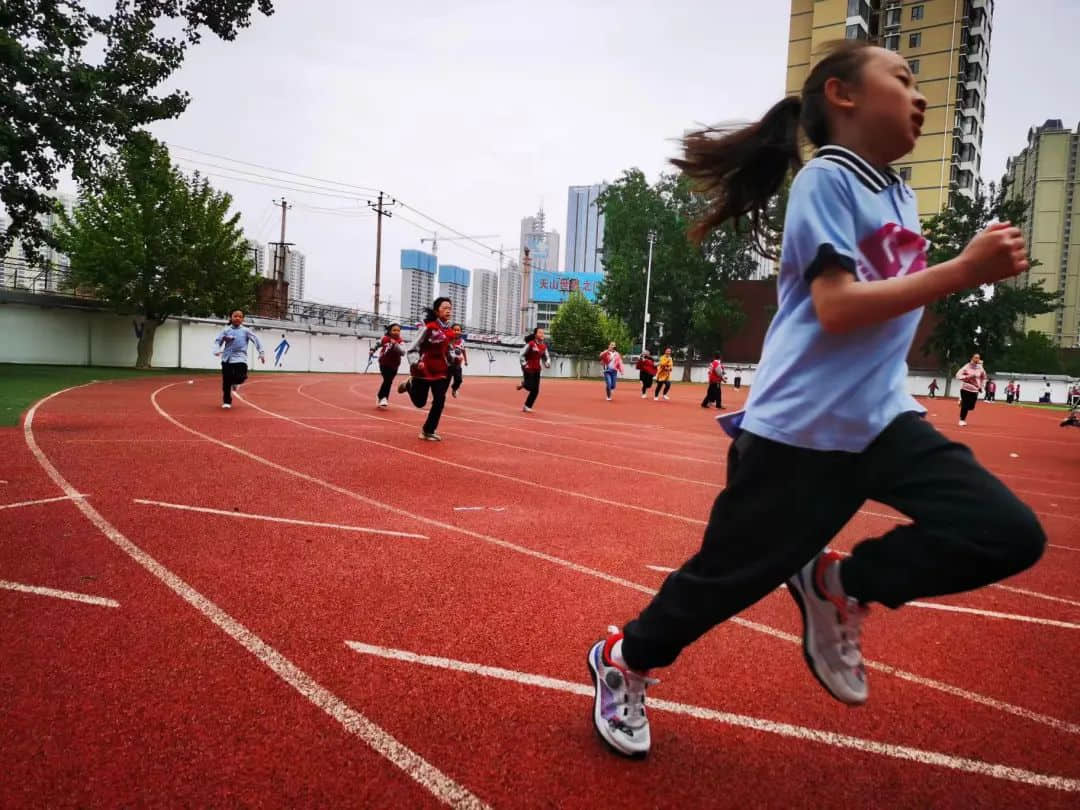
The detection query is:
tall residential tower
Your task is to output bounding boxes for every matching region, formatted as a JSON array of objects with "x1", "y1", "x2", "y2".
[
  {"x1": 787, "y1": 0, "x2": 993, "y2": 217},
  {"x1": 565, "y1": 183, "x2": 607, "y2": 273}
]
